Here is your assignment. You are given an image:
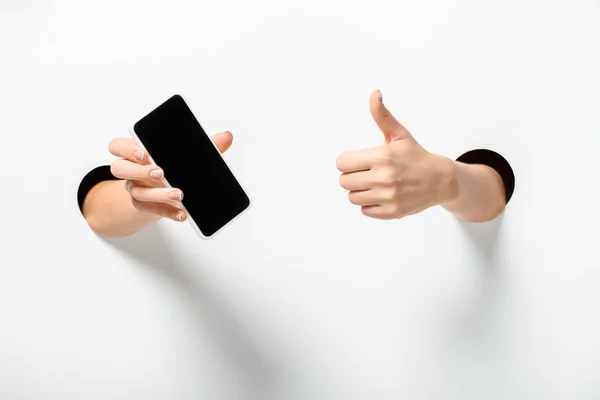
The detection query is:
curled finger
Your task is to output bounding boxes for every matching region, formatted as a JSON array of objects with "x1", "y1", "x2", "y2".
[
  {"x1": 361, "y1": 205, "x2": 395, "y2": 220},
  {"x1": 108, "y1": 138, "x2": 148, "y2": 164},
  {"x1": 131, "y1": 199, "x2": 187, "y2": 222},
  {"x1": 348, "y1": 190, "x2": 379, "y2": 206},
  {"x1": 129, "y1": 184, "x2": 184, "y2": 207},
  {"x1": 111, "y1": 159, "x2": 164, "y2": 182}
]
